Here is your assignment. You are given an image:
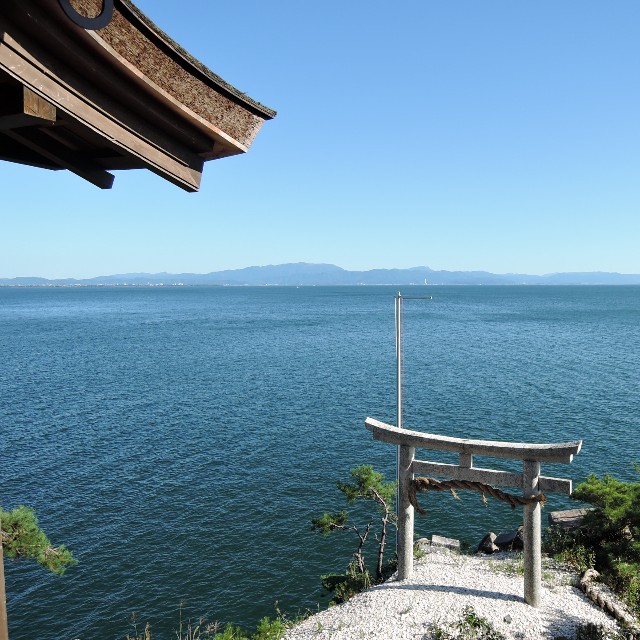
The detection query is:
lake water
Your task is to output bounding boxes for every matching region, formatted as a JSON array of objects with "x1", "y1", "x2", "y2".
[{"x1": 1, "y1": 285, "x2": 639, "y2": 639}]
